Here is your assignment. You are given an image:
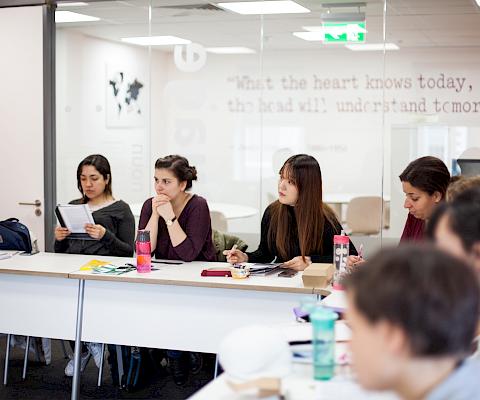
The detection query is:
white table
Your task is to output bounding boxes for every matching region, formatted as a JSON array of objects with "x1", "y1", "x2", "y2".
[
  {"x1": 189, "y1": 322, "x2": 398, "y2": 400},
  {"x1": 0, "y1": 252, "x2": 330, "y2": 399},
  {"x1": 0, "y1": 252, "x2": 95, "y2": 390},
  {"x1": 189, "y1": 368, "x2": 399, "y2": 400},
  {"x1": 129, "y1": 201, "x2": 258, "y2": 220},
  {"x1": 70, "y1": 260, "x2": 325, "y2": 353}
]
